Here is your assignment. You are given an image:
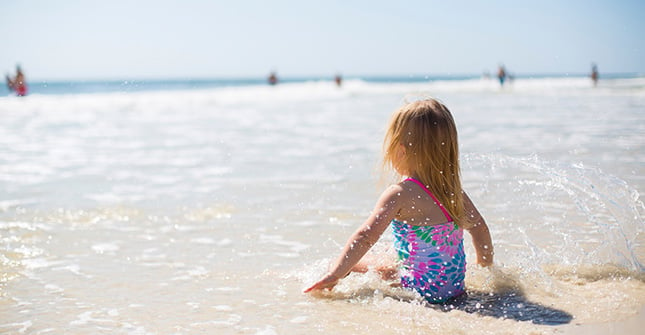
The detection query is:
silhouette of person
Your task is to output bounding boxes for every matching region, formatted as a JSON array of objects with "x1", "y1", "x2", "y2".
[
  {"x1": 591, "y1": 63, "x2": 598, "y2": 86},
  {"x1": 268, "y1": 72, "x2": 278, "y2": 85},
  {"x1": 497, "y1": 65, "x2": 507, "y2": 87},
  {"x1": 334, "y1": 74, "x2": 342, "y2": 87},
  {"x1": 6, "y1": 65, "x2": 28, "y2": 96}
]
